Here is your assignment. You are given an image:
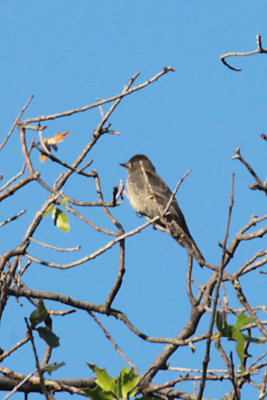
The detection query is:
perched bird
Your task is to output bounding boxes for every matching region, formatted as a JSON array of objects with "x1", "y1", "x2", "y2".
[{"x1": 120, "y1": 154, "x2": 205, "y2": 266}]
